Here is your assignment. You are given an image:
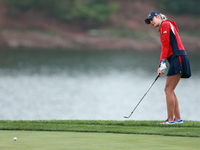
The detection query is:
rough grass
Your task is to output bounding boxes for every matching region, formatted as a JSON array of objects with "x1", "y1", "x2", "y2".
[{"x1": 0, "y1": 120, "x2": 200, "y2": 137}]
